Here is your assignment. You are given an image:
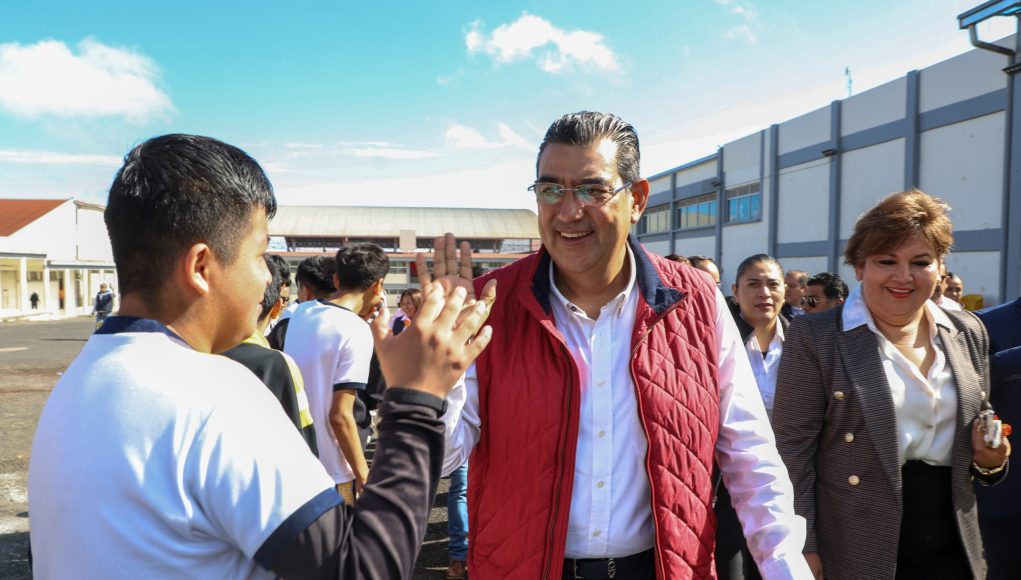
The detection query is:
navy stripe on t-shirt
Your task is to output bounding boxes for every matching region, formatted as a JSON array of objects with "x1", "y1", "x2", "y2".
[
  {"x1": 333, "y1": 381, "x2": 367, "y2": 392},
  {"x1": 253, "y1": 487, "x2": 343, "y2": 570}
]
